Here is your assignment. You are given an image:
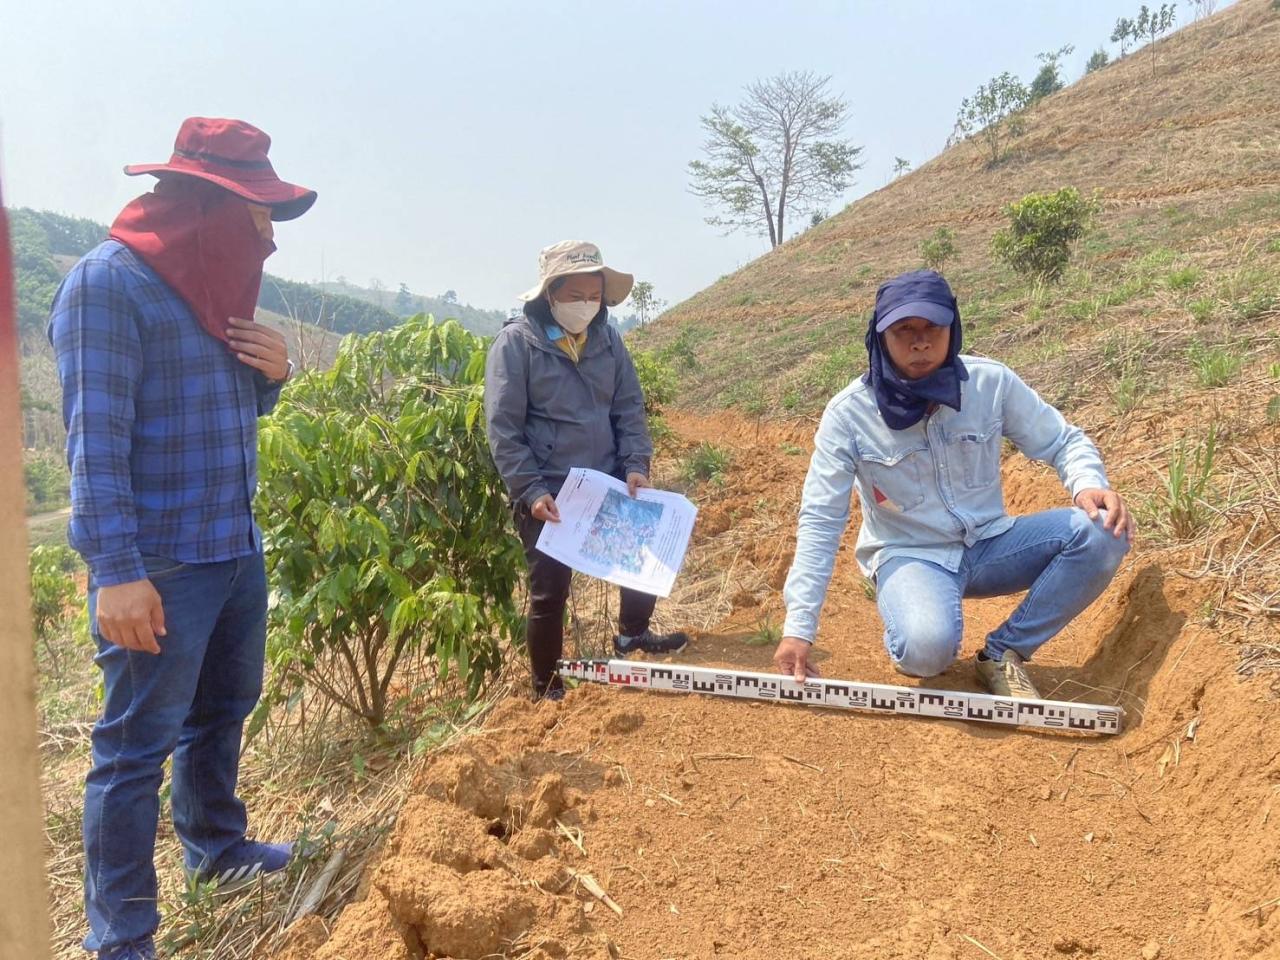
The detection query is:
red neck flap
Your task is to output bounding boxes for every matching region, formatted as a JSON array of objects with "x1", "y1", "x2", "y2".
[{"x1": 109, "y1": 178, "x2": 274, "y2": 344}]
